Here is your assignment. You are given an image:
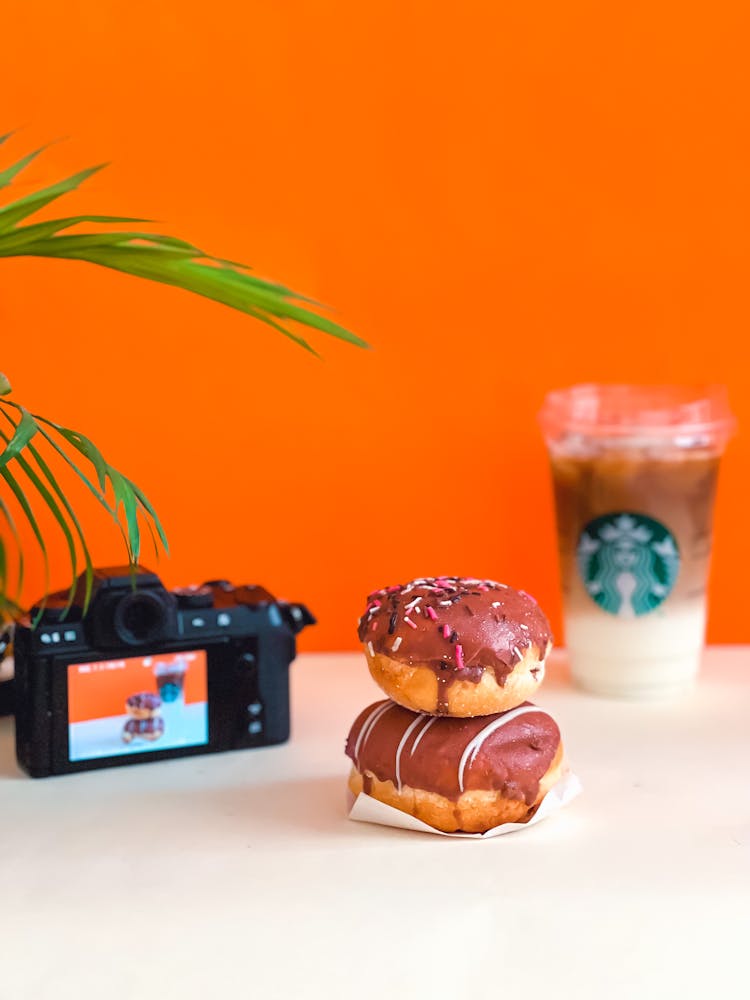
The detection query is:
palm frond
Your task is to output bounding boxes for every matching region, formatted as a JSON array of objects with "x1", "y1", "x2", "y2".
[
  {"x1": 0, "y1": 164, "x2": 107, "y2": 233},
  {"x1": 0, "y1": 141, "x2": 368, "y2": 350},
  {"x1": 0, "y1": 136, "x2": 367, "y2": 615},
  {"x1": 0, "y1": 392, "x2": 168, "y2": 615},
  {"x1": 0, "y1": 494, "x2": 23, "y2": 597},
  {"x1": 0, "y1": 145, "x2": 47, "y2": 191}
]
